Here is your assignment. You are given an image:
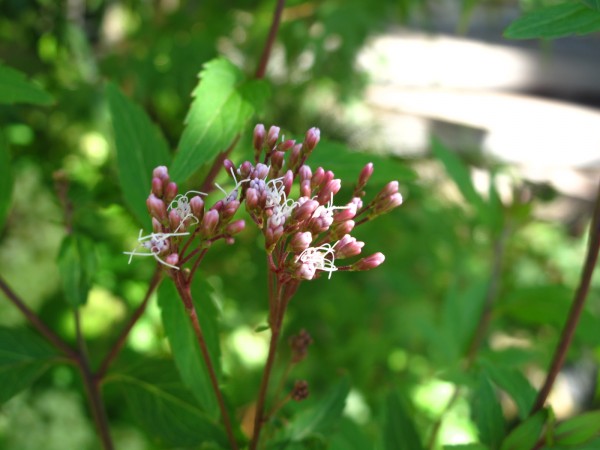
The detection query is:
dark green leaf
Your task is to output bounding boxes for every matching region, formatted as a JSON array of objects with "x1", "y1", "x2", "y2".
[
  {"x1": 288, "y1": 377, "x2": 350, "y2": 442},
  {"x1": 482, "y1": 362, "x2": 537, "y2": 420},
  {"x1": 0, "y1": 63, "x2": 53, "y2": 105},
  {"x1": 0, "y1": 326, "x2": 58, "y2": 403},
  {"x1": 500, "y1": 409, "x2": 548, "y2": 450},
  {"x1": 504, "y1": 3, "x2": 600, "y2": 39},
  {"x1": 110, "y1": 359, "x2": 228, "y2": 448},
  {"x1": 383, "y1": 390, "x2": 425, "y2": 450},
  {"x1": 106, "y1": 82, "x2": 171, "y2": 226},
  {"x1": 329, "y1": 418, "x2": 373, "y2": 450},
  {"x1": 158, "y1": 277, "x2": 221, "y2": 417},
  {"x1": 471, "y1": 374, "x2": 505, "y2": 449},
  {"x1": 581, "y1": 0, "x2": 600, "y2": 11},
  {"x1": 255, "y1": 324, "x2": 270, "y2": 333},
  {"x1": 0, "y1": 134, "x2": 13, "y2": 230},
  {"x1": 431, "y1": 138, "x2": 486, "y2": 214},
  {"x1": 170, "y1": 58, "x2": 269, "y2": 182},
  {"x1": 554, "y1": 410, "x2": 600, "y2": 446},
  {"x1": 309, "y1": 139, "x2": 416, "y2": 185},
  {"x1": 444, "y1": 445, "x2": 489, "y2": 450},
  {"x1": 57, "y1": 234, "x2": 96, "y2": 308}
]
